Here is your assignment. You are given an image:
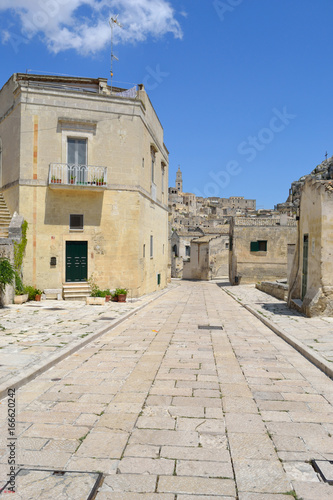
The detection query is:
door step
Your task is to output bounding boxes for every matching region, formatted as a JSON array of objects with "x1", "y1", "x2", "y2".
[{"x1": 63, "y1": 282, "x2": 91, "y2": 301}]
